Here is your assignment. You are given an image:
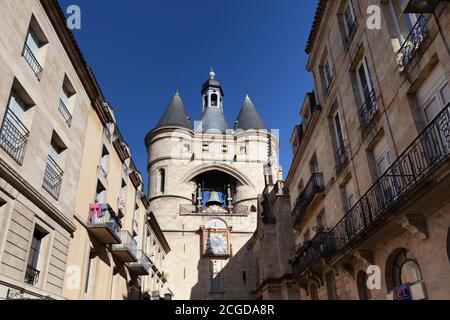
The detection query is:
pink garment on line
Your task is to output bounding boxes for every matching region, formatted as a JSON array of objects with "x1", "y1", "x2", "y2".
[{"x1": 89, "y1": 203, "x2": 101, "y2": 222}]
